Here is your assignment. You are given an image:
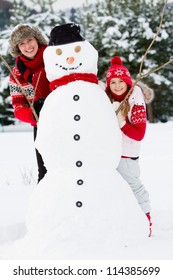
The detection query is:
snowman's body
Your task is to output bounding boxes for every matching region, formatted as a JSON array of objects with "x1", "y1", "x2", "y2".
[
  {"x1": 21, "y1": 34, "x2": 148, "y2": 259},
  {"x1": 36, "y1": 80, "x2": 122, "y2": 171}
]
